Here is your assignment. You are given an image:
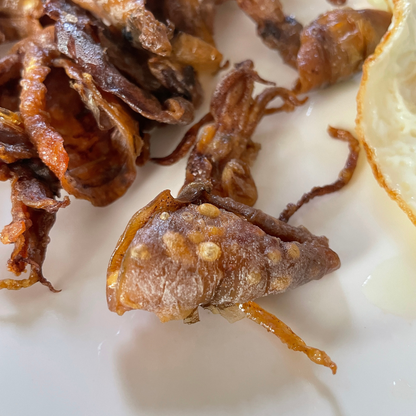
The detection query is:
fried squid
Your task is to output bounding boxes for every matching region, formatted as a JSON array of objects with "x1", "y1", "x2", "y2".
[
  {"x1": 295, "y1": 8, "x2": 392, "y2": 92},
  {"x1": 154, "y1": 60, "x2": 305, "y2": 206},
  {"x1": 0, "y1": 117, "x2": 69, "y2": 291},
  {"x1": 0, "y1": 0, "x2": 43, "y2": 44},
  {"x1": 107, "y1": 62, "x2": 340, "y2": 373},
  {"x1": 236, "y1": 1, "x2": 391, "y2": 91}
]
